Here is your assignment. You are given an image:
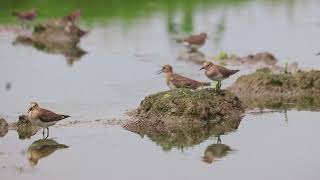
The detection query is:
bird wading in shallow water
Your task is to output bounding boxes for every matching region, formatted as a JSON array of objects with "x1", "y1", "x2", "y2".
[
  {"x1": 200, "y1": 61, "x2": 239, "y2": 92},
  {"x1": 158, "y1": 65, "x2": 210, "y2": 90},
  {"x1": 27, "y1": 102, "x2": 70, "y2": 138},
  {"x1": 180, "y1": 32, "x2": 208, "y2": 52}
]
